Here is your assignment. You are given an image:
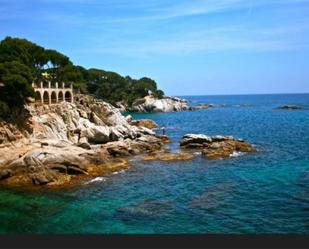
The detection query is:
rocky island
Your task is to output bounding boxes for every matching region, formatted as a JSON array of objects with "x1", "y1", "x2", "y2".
[{"x1": 180, "y1": 134, "x2": 257, "y2": 160}]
